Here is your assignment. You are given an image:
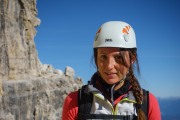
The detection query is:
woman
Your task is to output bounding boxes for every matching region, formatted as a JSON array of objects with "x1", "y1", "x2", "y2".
[{"x1": 62, "y1": 21, "x2": 161, "y2": 120}]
